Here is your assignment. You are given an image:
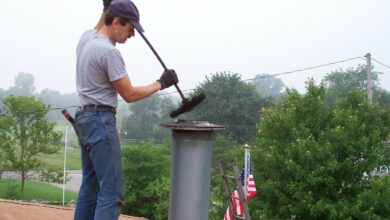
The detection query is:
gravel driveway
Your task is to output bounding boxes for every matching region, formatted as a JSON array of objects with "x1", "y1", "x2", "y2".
[{"x1": 51, "y1": 170, "x2": 81, "y2": 193}]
